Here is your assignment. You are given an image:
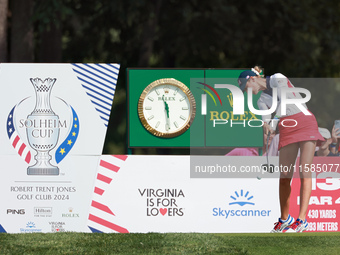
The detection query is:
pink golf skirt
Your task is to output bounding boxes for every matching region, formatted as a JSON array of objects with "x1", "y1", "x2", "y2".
[{"x1": 278, "y1": 111, "x2": 324, "y2": 150}]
